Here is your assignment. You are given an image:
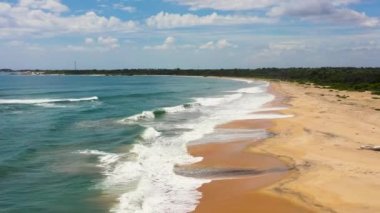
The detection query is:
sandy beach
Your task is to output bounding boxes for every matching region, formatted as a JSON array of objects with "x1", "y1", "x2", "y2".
[{"x1": 188, "y1": 80, "x2": 380, "y2": 212}]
